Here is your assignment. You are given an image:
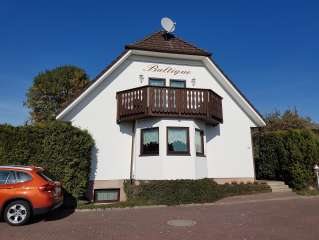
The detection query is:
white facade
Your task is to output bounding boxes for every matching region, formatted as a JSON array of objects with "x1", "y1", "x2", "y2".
[{"x1": 57, "y1": 50, "x2": 265, "y2": 190}]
